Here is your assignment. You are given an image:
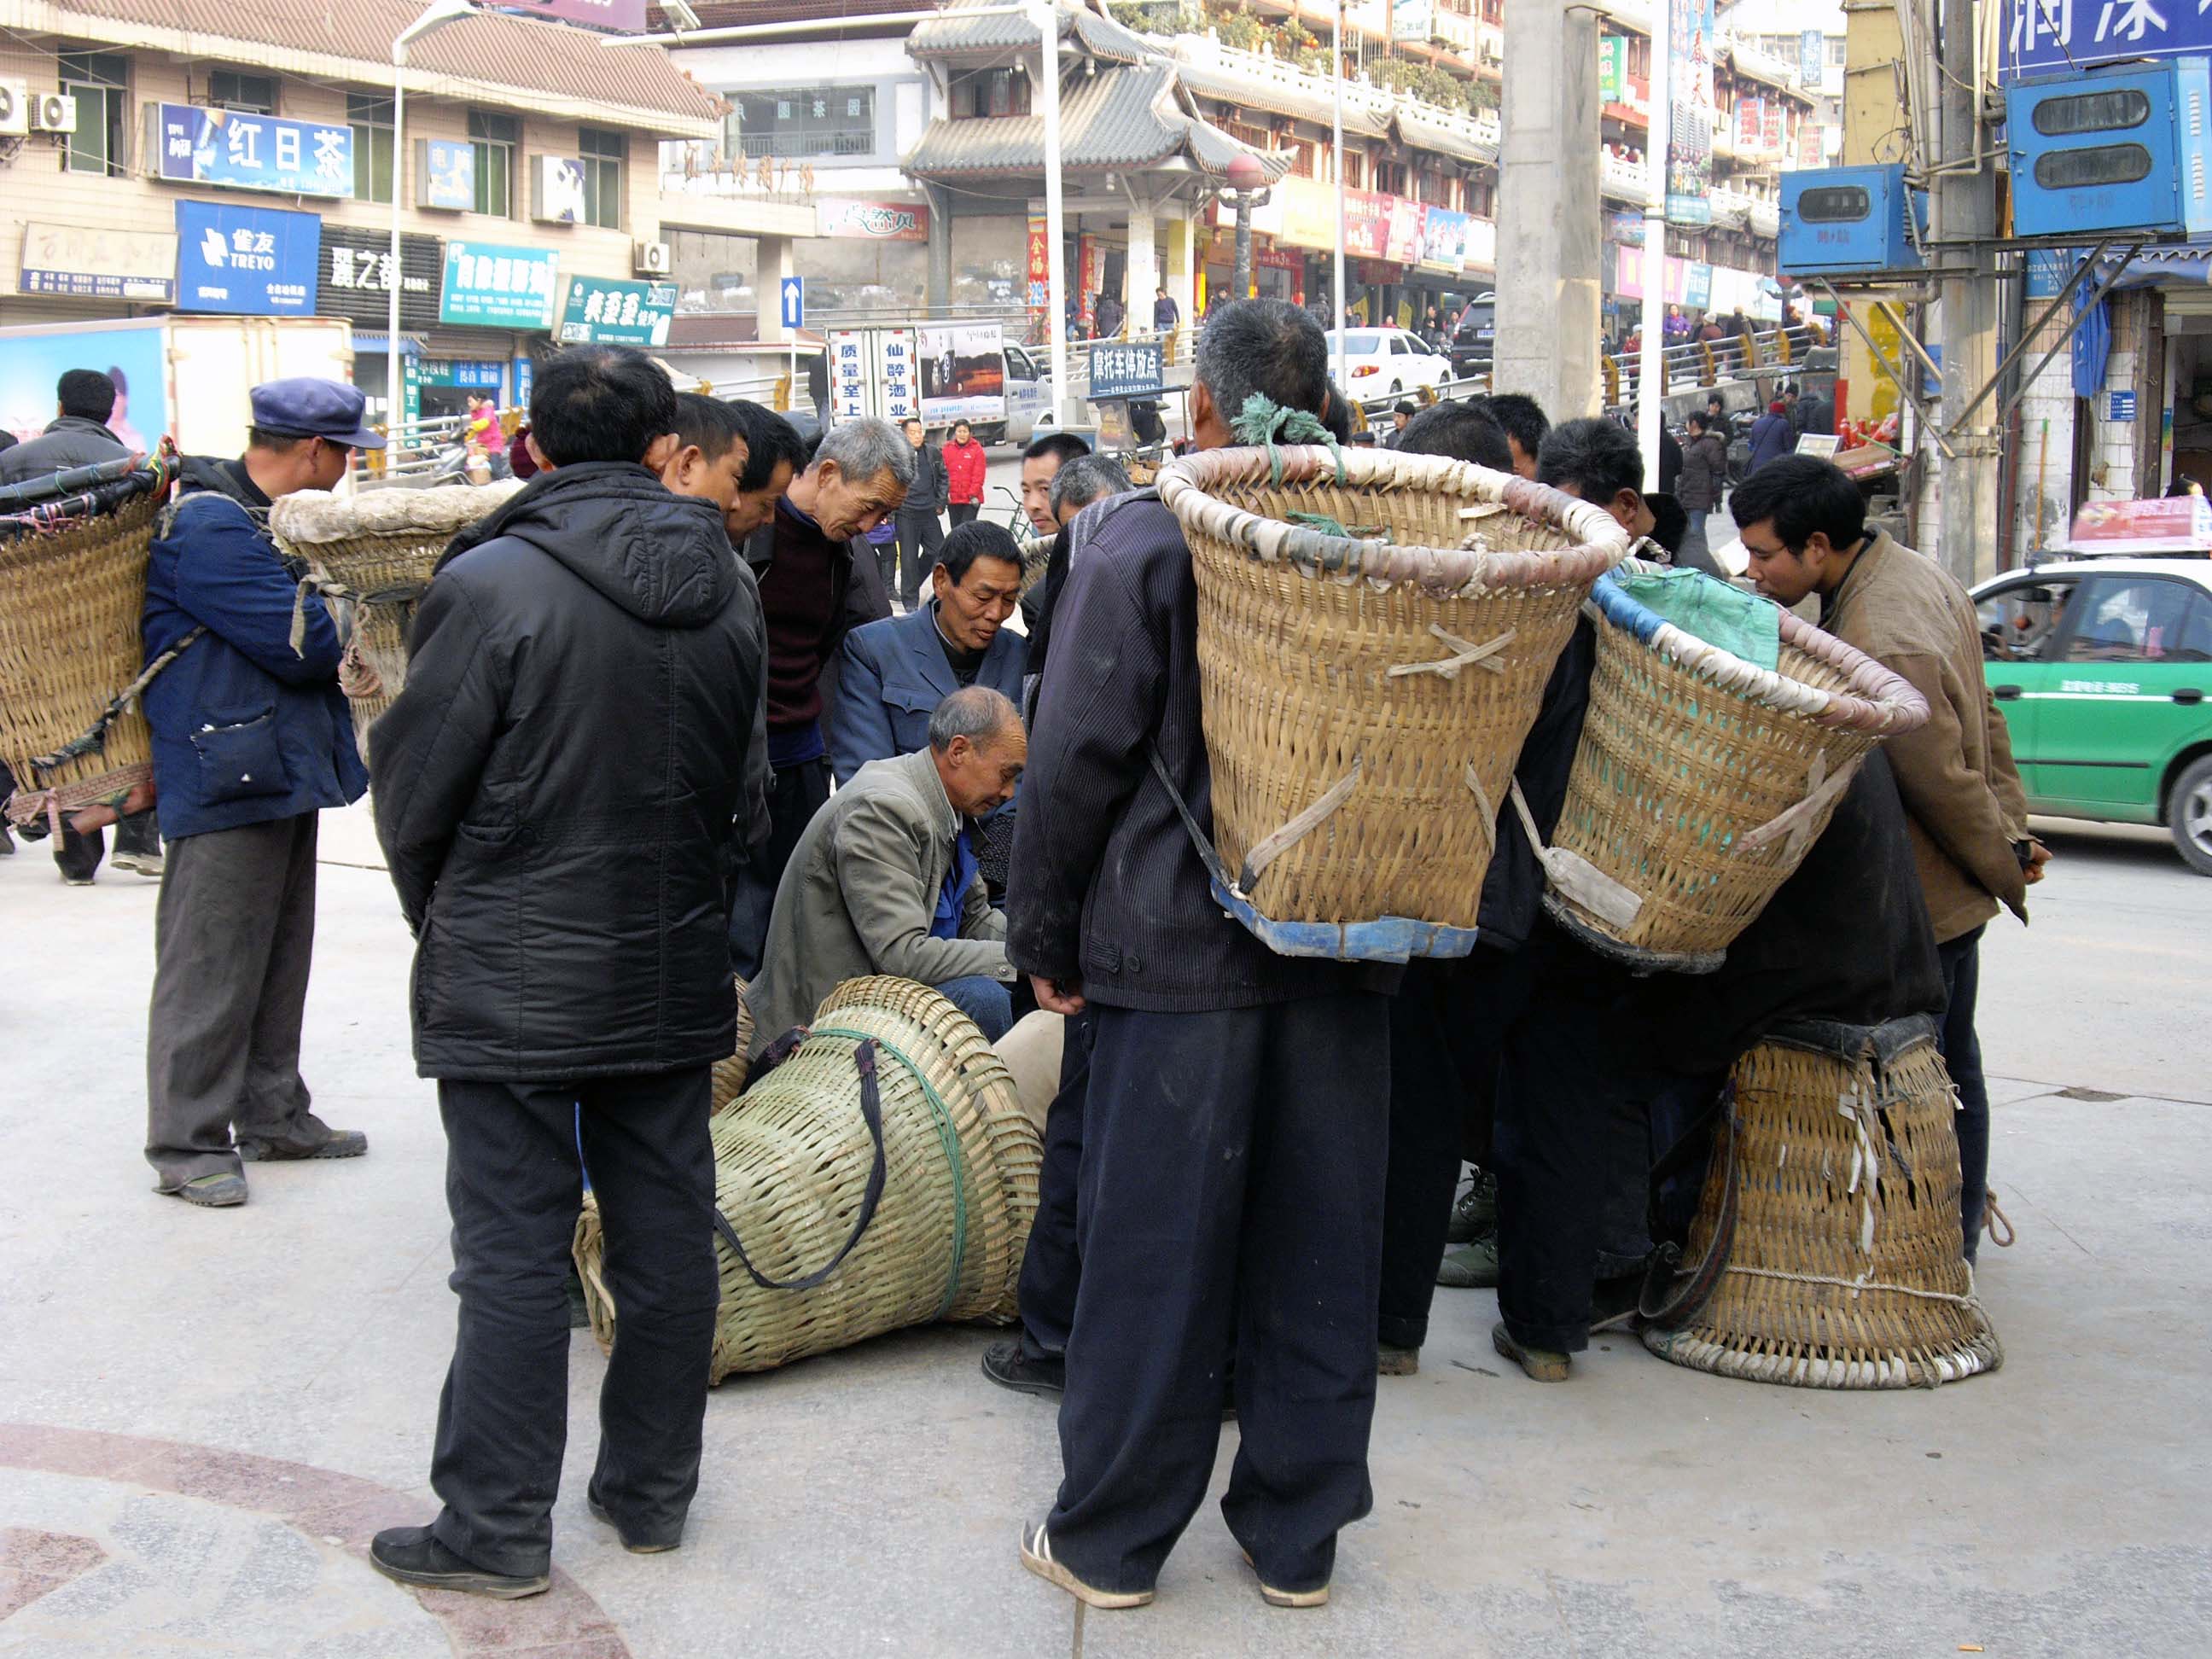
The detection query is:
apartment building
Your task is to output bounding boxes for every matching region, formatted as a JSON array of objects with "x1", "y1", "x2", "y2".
[{"x1": 0, "y1": 0, "x2": 719, "y2": 422}]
